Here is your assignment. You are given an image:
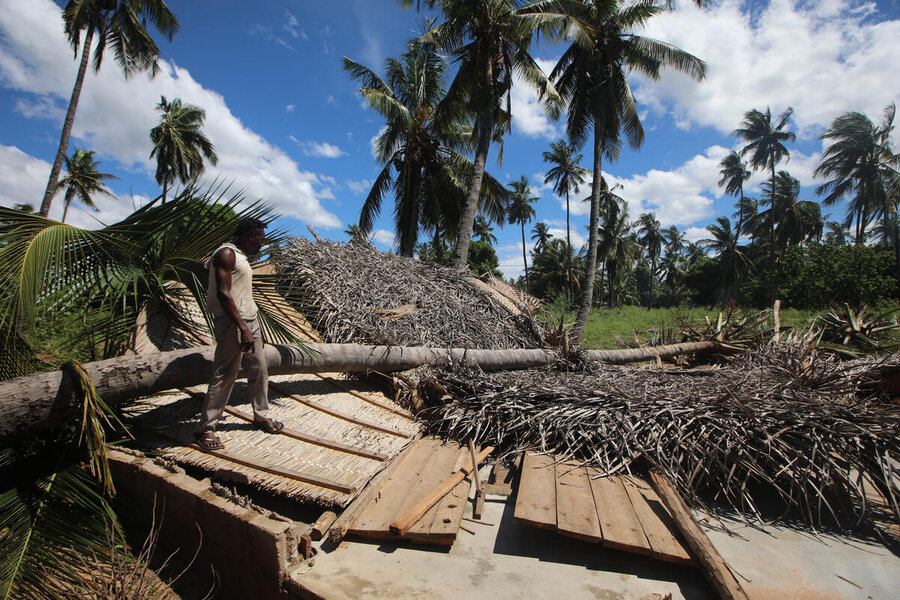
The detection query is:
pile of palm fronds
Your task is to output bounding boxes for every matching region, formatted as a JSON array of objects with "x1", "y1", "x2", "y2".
[
  {"x1": 275, "y1": 238, "x2": 544, "y2": 349},
  {"x1": 420, "y1": 336, "x2": 900, "y2": 526}
]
